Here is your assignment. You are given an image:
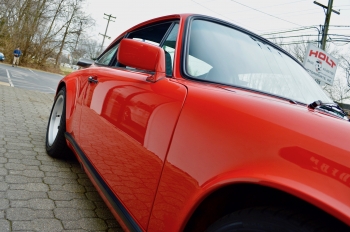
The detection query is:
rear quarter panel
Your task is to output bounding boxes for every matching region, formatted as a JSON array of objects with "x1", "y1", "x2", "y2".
[{"x1": 149, "y1": 81, "x2": 350, "y2": 231}]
